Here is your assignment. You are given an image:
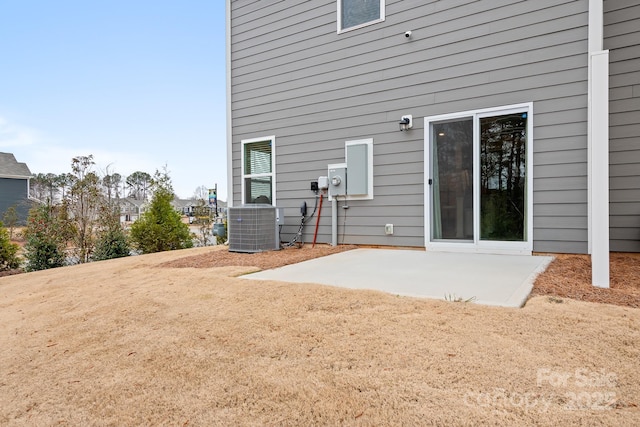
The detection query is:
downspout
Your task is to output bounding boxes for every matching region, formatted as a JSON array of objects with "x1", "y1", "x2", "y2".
[
  {"x1": 332, "y1": 197, "x2": 338, "y2": 246},
  {"x1": 226, "y1": 0, "x2": 234, "y2": 208},
  {"x1": 588, "y1": 0, "x2": 610, "y2": 287}
]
